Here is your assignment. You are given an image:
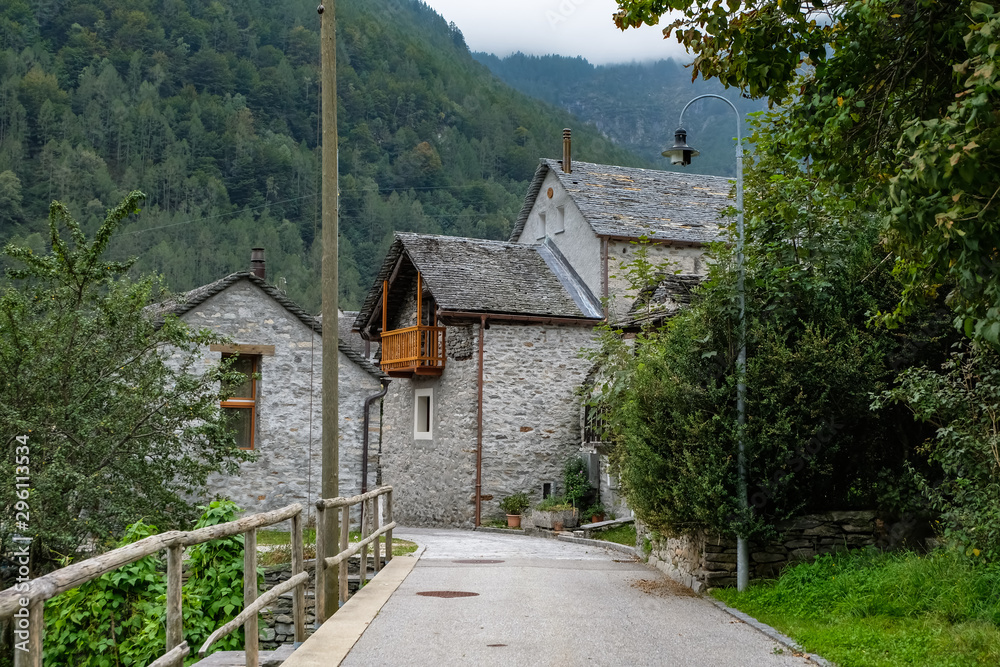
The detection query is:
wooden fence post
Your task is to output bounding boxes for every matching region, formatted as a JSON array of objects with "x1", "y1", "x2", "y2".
[
  {"x1": 372, "y1": 496, "x2": 381, "y2": 574},
  {"x1": 314, "y1": 506, "x2": 326, "y2": 625},
  {"x1": 244, "y1": 528, "x2": 258, "y2": 667},
  {"x1": 166, "y1": 544, "x2": 184, "y2": 662},
  {"x1": 338, "y1": 505, "x2": 349, "y2": 607},
  {"x1": 291, "y1": 512, "x2": 305, "y2": 643},
  {"x1": 359, "y1": 500, "x2": 368, "y2": 591},
  {"x1": 385, "y1": 489, "x2": 393, "y2": 564},
  {"x1": 13, "y1": 599, "x2": 43, "y2": 667}
]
